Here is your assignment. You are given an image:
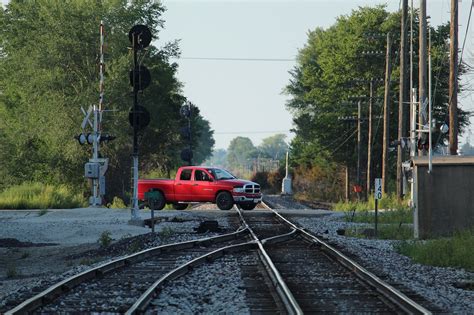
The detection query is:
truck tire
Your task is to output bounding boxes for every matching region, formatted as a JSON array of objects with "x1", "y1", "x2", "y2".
[
  {"x1": 240, "y1": 203, "x2": 256, "y2": 210},
  {"x1": 216, "y1": 191, "x2": 234, "y2": 210},
  {"x1": 173, "y1": 203, "x2": 188, "y2": 210},
  {"x1": 149, "y1": 191, "x2": 166, "y2": 210}
]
